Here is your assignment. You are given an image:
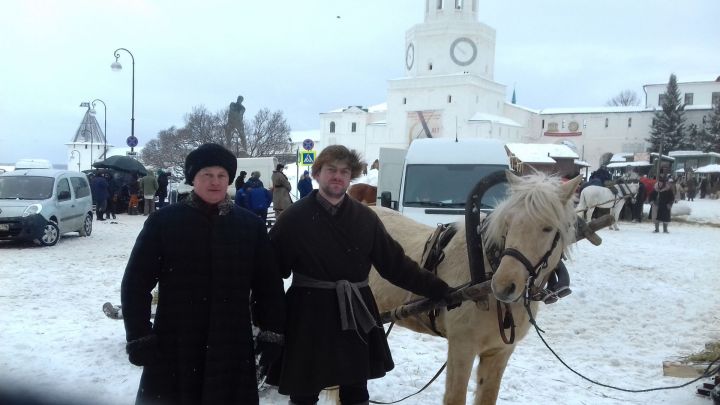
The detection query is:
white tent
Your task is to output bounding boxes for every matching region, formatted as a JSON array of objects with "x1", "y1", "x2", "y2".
[{"x1": 696, "y1": 163, "x2": 720, "y2": 173}]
